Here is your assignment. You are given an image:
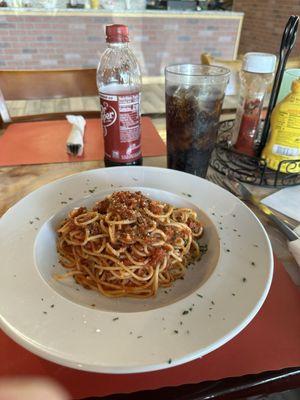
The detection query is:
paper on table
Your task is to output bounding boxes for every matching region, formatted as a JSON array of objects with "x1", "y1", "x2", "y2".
[
  {"x1": 261, "y1": 185, "x2": 300, "y2": 222},
  {"x1": 288, "y1": 239, "x2": 300, "y2": 268},
  {"x1": 288, "y1": 225, "x2": 300, "y2": 268}
]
